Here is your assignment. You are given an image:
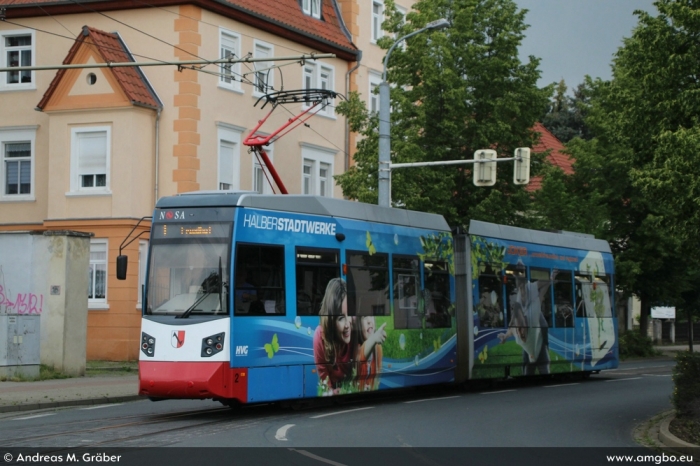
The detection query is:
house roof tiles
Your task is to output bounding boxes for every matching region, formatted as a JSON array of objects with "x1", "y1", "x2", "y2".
[
  {"x1": 527, "y1": 122, "x2": 574, "y2": 192},
  {"x1": 0, "y1": 0, "x2": 357, "y2": 60}
]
